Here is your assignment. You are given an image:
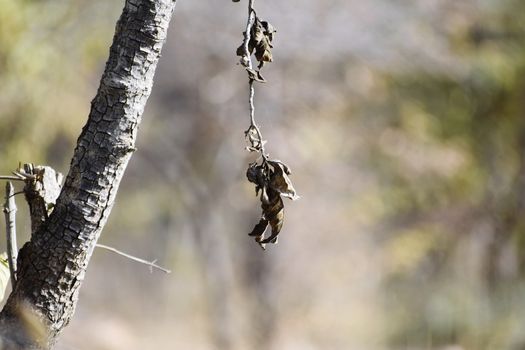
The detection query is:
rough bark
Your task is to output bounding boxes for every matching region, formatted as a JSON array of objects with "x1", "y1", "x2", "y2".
[{"x1": 0, "y1": 0, "x2": 177, "y2": 348}]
